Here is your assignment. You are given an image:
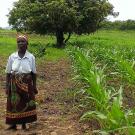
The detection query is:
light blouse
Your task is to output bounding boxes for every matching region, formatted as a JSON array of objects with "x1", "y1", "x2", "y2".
[{"x1": 6, "y1": 51, "x2": 36, "y2": 74}]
